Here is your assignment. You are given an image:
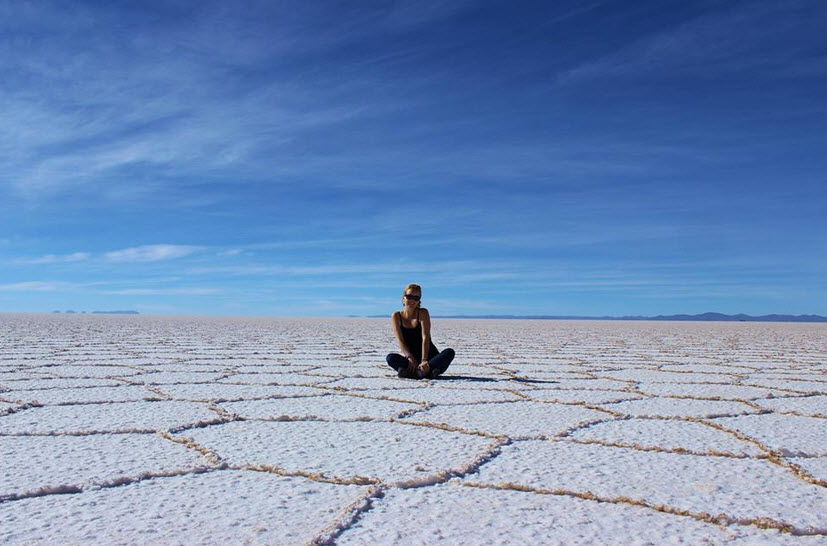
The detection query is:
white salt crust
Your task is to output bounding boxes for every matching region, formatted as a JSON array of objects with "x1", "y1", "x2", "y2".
[
  {"x1": 2, "y1": 385, "x2": 159, "y2": 405},
  {"x1": 0, "y1": 433, "x2": 206, "y2": 497},
  {"x1": 0, "y1": 470, "x2": 367, "y2": 545},
  {"x1": 711, "y1": 413, "x2": 827, "y2": 456},
  {"x1": 1, "y1": 314, "x2": 826, "y2": 544},
  {"x1": 402, "y1": 400, "x2": 610, "y2": 437},
  {"x1": 337, "y1": 483, "x2": 821, "y2": 545},
  {"x1": 636, "y1": 382, "x2": 777, "y2": 400},
  {"x1": 217, "y1": 393, "x2": 418, "y2": 420},
  {"x1": 181, "y1": 420, "x2": 496, "y2": 483},
  {"x1": 467, "y1": 440, "x2": 827, "y2": 530},
  {"x1": 569, "y1": 418, "x2": 764, "y2": 456},
  {"x1": 599, "y1": 397, "x2": 758, "y2": 418},
  {"x1": 753, "y1": 394, "x2": 827, "y2": 416},
  {"x1": 152, "y1": 382, "x2": 321, "y2": 401},
  {"x1": 0, "y1": 400, "x2": 218, "y2": 434}
]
